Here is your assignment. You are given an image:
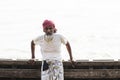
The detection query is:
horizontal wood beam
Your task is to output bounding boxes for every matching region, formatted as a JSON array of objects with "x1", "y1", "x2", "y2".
[
  {"x1": 0, "y1": 69, "x2": 40, "y2": 78},
  {"x1": 0, "y1": 69, "x2": 120, "y2": 78},
  {"x1": 0, "y1": 60, "x2": 120, "y2": 67},
  {"x1": 0, "y1": 60, "x2": 120, "y2": 79},
  {"x1": 65, "y1": 69, "x2": 120, "y2": 78}
]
